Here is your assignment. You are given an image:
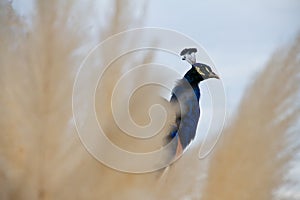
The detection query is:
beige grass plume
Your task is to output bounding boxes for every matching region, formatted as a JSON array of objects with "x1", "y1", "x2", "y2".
[{"x1": 201, "y1": 35, "x2": 300, "y2": 200}]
